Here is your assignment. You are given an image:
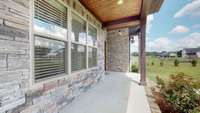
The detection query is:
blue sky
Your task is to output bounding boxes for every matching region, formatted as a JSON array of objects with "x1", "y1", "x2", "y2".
[{"x1": 133, "y1": 0, "x2": 200, "y2": 52}]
